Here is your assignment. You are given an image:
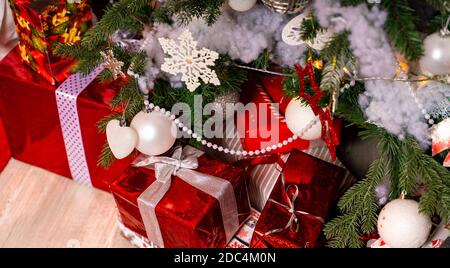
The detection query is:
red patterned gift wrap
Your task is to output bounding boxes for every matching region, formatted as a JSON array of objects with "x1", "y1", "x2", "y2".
[
  {"x1": 0, "y1": 46, "x2": 133, "y2": 190},
  {"x1": 8, "y1": 0, "x2": 92, "y2": 85},
  {"x1": 250, "y1": 149, "x2": 346, "y2": 248},
  {"x1": 237, "y1": 74, "x2": 342, "y2": 156},
  {"x1": 110, "y1": 146, "x2": 251, "y2": 248}
]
